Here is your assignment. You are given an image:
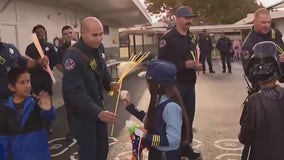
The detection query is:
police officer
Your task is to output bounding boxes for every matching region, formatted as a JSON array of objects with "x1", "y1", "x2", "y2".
[
  {"x1": 0, "y1": 37, "x2": 47, "y2": 102},
  {"x1": 62, "y1": 17, "x2": 118, "y2": 160},
  {"x1": 198, "y1": 30, "x2": 215, "y2": 73},
  {"x1": 158, "y1": 6, "x2": 202, "y2": 159},
  {"x1": 242, "y1": 8, "x2": 284, "y2": 84},
  {"x1": 216, "y1": 32, "x2": 232, "y2": 73}
]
